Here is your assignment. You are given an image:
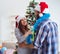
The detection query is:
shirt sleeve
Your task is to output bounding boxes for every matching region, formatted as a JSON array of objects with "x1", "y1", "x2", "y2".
[
  {"x1": 15, "y1": 28, "x2": 26, "y2": 43},
  {"x1": 34, "y1": 25, "x2": 49, "y2": 48}
]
